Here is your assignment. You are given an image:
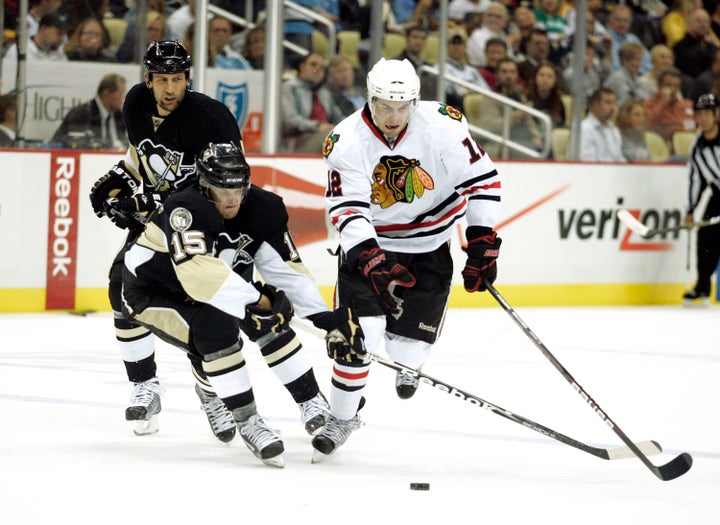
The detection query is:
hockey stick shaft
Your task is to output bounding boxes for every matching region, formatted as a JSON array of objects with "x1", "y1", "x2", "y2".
[
  {"x1": 366, "y1": 352, "x2": 661, "y2": 461},
  {"x1": 290, "y1": 320, "x2": 660, "y2": 461},
  {"x1": 485, "y1": 283, "x2": 692, "y2": 481},
  {"x1": 618, "y1": 209, "x2": 720, "y2": 237}
]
